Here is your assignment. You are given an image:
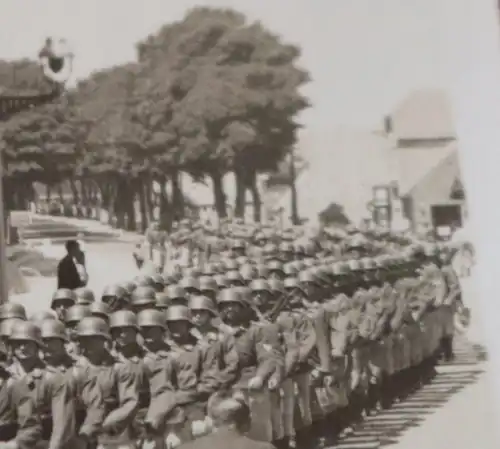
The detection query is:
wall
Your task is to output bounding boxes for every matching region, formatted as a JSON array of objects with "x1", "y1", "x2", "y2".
[{"x1": 405, "y1": 150, "x2": 467, "y2": 233}]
